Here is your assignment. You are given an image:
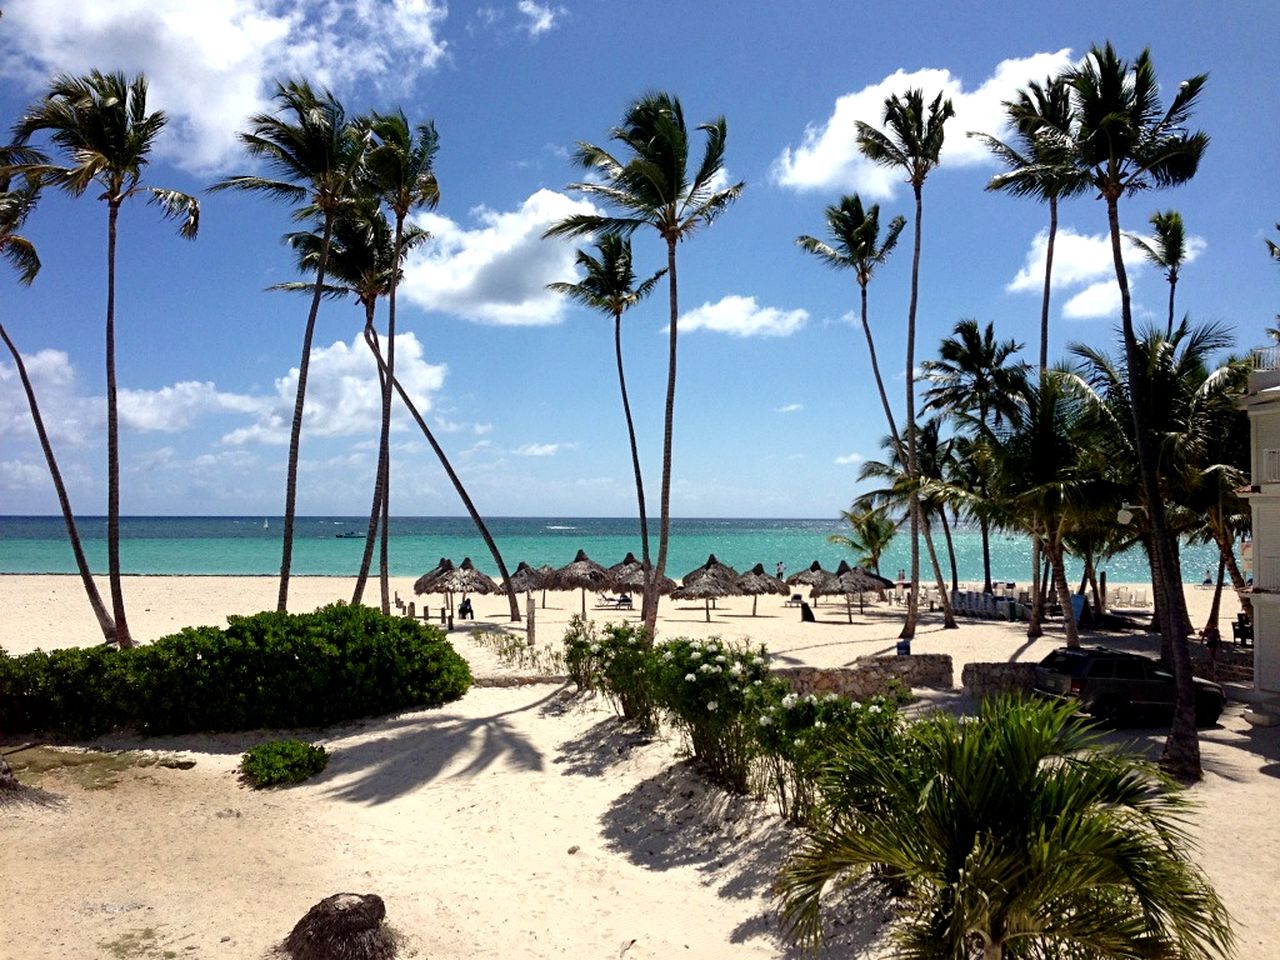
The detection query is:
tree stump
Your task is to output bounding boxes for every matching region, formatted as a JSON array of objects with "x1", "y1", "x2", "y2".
[{"x1": 284, "y1": 893, "x2": 395, "y2": 960}]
